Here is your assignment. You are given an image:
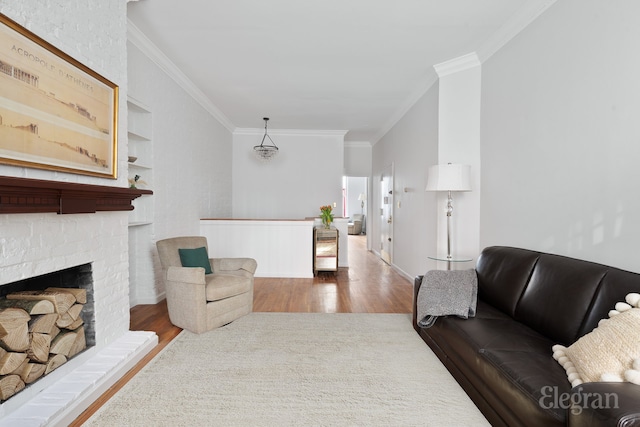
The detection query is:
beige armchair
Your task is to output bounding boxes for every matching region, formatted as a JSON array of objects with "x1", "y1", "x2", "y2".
[
  {"x1": 156, "y1": 236, "x2": 257, "y2": 334},
  {"x1": 348, "y1": 214, "x2": 363, "y2": 235}
]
